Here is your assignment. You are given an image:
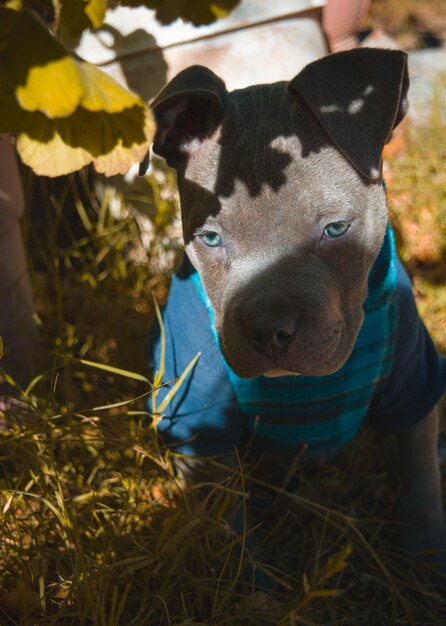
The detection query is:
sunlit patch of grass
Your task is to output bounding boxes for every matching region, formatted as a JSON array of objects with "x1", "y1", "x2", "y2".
[
  {"x1": 386, "y1": 77, "x2": 446, "y2": 353},
  {"x1": 0, "y1": 397, "x2": 237, "y2": 624},
  {"x1": 367, "y1": 0, "x2": 446, "y2": 49}
]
